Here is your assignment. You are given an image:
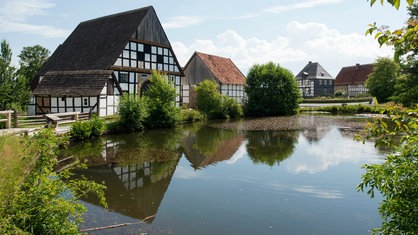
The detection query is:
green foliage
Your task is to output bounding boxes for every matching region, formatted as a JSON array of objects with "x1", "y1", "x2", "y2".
[
  {"x1": 391, "y1": 71, "x2": 418, "y2": 107},
  {"x1": 0, "y1": 39, "x2": 30, "y2": 111},
  {"x1": 244, "y1": 62, "x2": 301, "y2": 116},
  {"x1": 17, "y1": 45, "x2": 49, "y2": 85},
  {"x1": 70, "y1": 115, "x2": 104, "y2": 140},
  {"x1": 195, "y1": 79, "x2": 243, "y2": 119},
  {"x1": 356, "y1": 104, "x2": 418, "y2": 234},
  {"x1": 220, "y1": 96, "x2": 243, "y2": 119},
  {"x1": 118, "y1": 93, "x2": 148, "y2": 132},
  {"x1": 365, "y1": 57, "x2": 400, "y2": 103},
  {"x1": 179, "y1": 108, "x2": 205, "y2": 123},
  {"x1": 195, "y1": 80, "x2": 223, "y2": 119},
  {"x1": 302, "y1": 104, "x2": 384, "y2": 114},
  {"x1": 142, "y1": 71, "x2": 180, "y2": 128},
  {"x1": 0, "y1": 129, "x2": 106, "y2": 234}
]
